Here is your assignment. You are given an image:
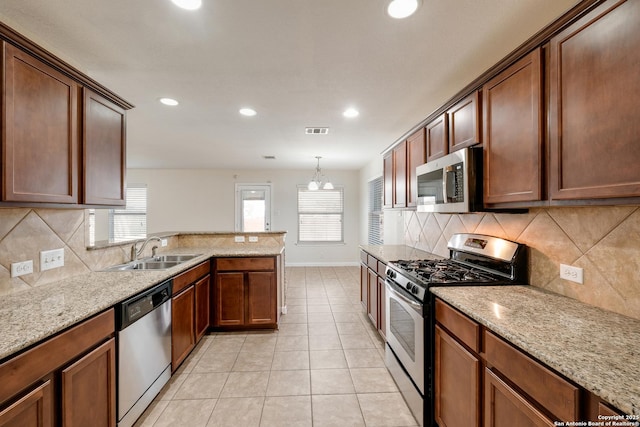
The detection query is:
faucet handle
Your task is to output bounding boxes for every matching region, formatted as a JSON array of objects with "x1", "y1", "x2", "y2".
[{"x1": 152, "y1": 245, "x2": 159, "y2": 257}]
